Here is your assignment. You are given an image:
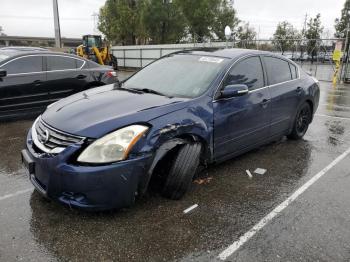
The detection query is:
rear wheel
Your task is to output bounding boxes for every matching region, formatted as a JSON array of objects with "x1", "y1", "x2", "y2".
[
  {"x1": 162, "y1": 143, "x2": 202, "y2": 200},
  {"x1": 288, "y1": 103, "x2": 312, "y2": 140}
]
